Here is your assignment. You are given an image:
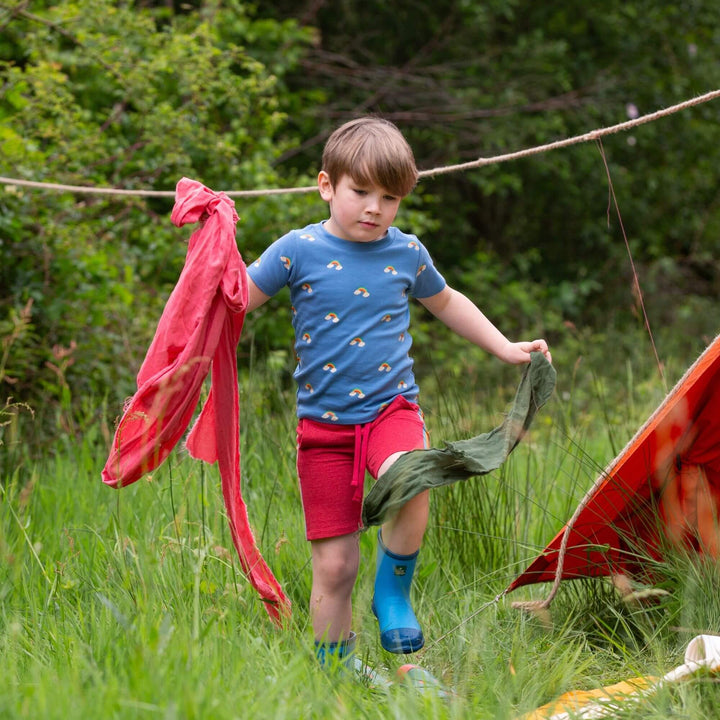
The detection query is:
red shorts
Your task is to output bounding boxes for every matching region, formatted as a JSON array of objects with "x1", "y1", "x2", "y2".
[{"x1": 296, "y1": 396, "x2": 428, "y2": 540}]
